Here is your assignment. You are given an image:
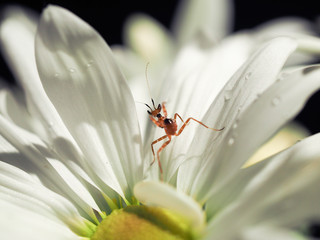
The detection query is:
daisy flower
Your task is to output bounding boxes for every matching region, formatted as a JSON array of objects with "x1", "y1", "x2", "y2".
[{"x1": 1, "y1": 3, "x2": 320, "y2": 240}]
